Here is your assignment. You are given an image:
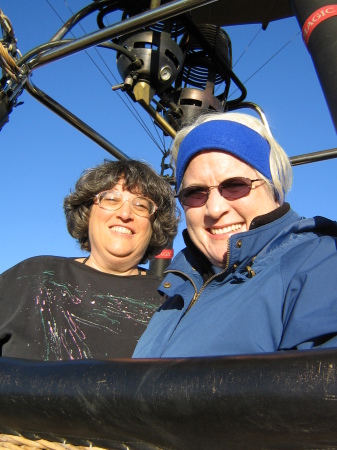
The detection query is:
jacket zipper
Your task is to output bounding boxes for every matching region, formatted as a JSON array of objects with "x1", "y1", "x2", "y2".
[{"x1": 165, "y1": 239, "x2": 231, "y2": 316}]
